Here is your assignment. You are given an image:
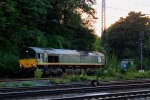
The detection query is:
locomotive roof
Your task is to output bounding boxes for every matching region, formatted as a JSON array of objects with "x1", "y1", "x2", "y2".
[
  {"x1": 29, "y1": 47, "x2": 80, "y2": 55},
  {"x1": 28, "y1": 47, "x2": 44, "y2": 53},
  {"x1": 28, "y1": 47, "x2": 104, "y2": 56}
]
